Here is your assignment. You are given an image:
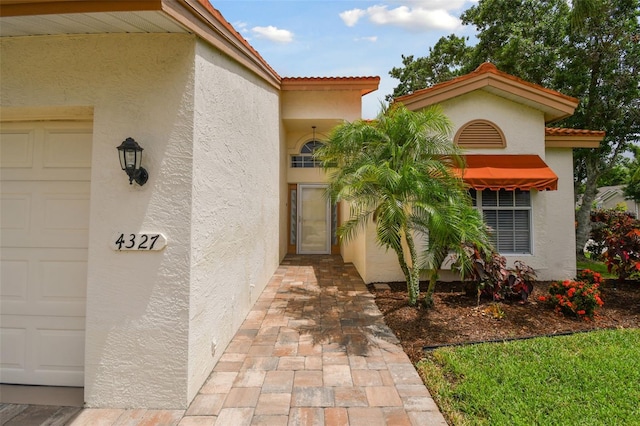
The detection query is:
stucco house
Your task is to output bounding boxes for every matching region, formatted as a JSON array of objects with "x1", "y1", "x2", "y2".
[
  {"x1": 0, "y1": 0, "x2": 378, "y2": 409},
  {"x1": 342, "y1": 63, "x2": 605, "y2": 284},
  {"x1": 0, "y1": 0, "x2": 602, "y2": 411},
  {"x1": 594, "y1": 185, "x2": 639, "y2": 217}
]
